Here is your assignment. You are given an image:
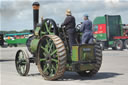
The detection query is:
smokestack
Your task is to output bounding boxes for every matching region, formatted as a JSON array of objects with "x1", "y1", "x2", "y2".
[{"x1": 32, "y1": 2, "x2": 40, "y2": 30}]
